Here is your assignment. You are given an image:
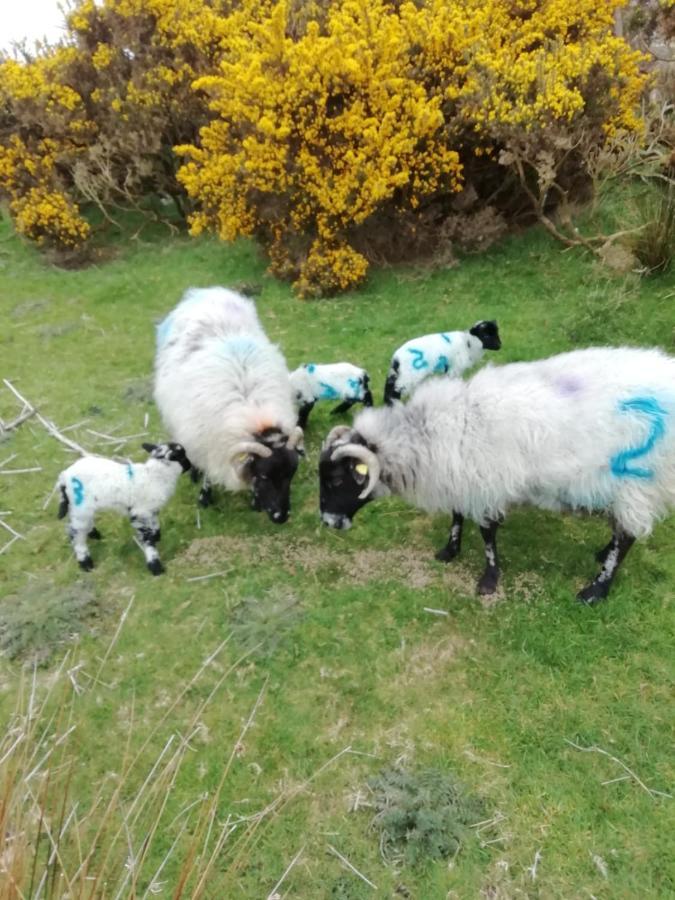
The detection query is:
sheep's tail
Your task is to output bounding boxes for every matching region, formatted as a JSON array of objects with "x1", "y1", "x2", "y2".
[{"x1": 57, "y1": 479, "x2": 69, "y2": 519}]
